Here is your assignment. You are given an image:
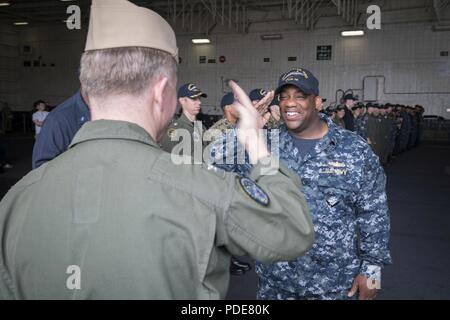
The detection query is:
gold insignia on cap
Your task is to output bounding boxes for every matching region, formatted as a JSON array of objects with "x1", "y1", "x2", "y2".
[
  {"x1": 282, "y1": 69, "x2": 309, "y2": 81},
  {"x1": 190, "y1": 92, "x2": 203, "y2": 98}
]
